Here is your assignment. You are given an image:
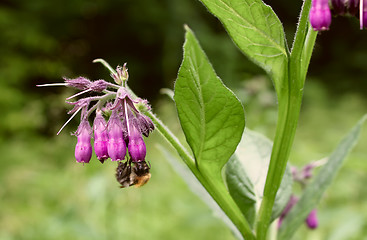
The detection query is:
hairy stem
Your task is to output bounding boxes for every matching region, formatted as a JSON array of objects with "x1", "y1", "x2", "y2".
[{"x1": 256, "y1": 0, "x2": 316, "y2": 239}]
